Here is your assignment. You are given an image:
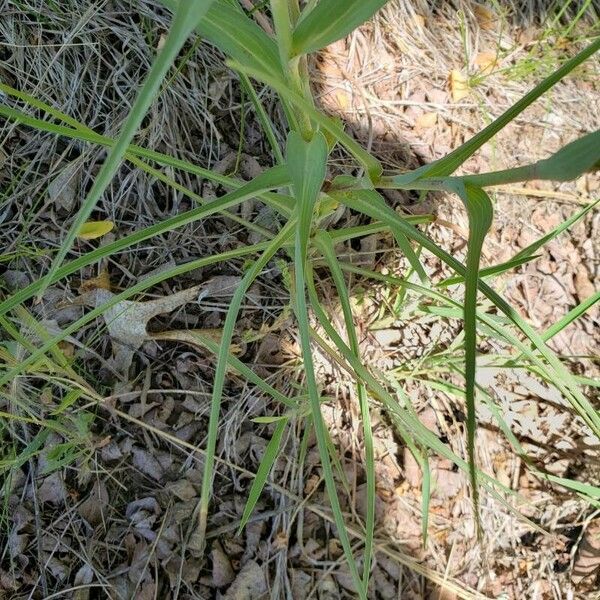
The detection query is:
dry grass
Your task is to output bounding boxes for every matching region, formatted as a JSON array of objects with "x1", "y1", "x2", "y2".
[{"x1": 0, "y1": 1, "x2": 599, "y2": 598}]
